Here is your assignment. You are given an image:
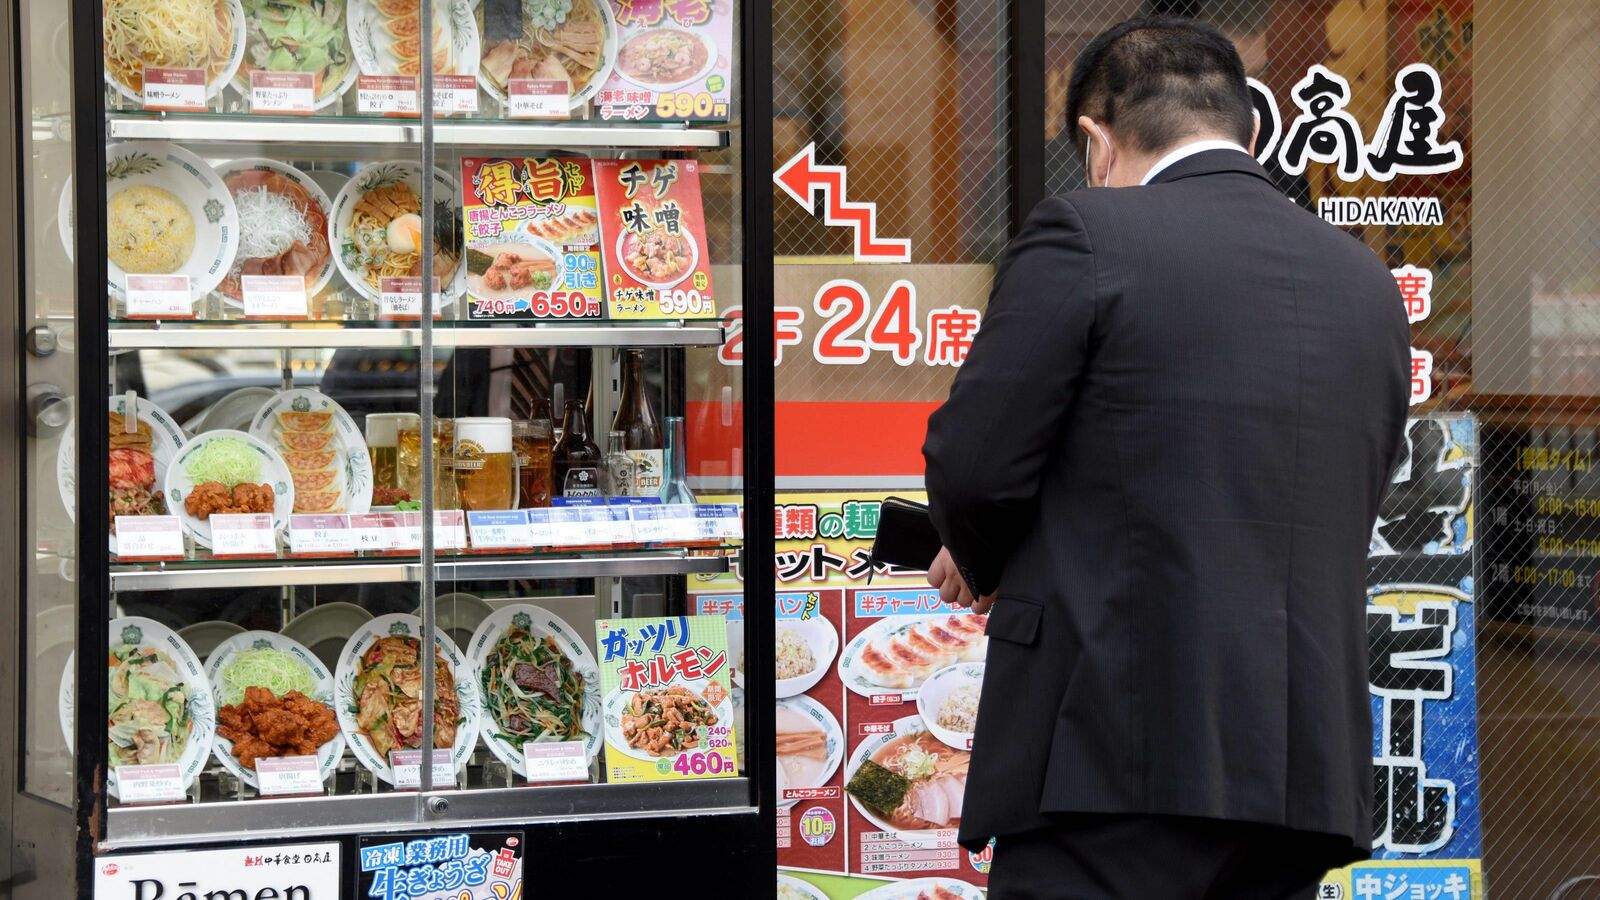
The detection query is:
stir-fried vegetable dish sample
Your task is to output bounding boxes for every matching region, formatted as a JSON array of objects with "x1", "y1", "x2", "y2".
[
  {"x1": 352, "y1": 635, "x2": 461, "y2": 757},
  {"x1": 480, "y1": 626, "x2": 586, "y2": 748},
  {"x1": 108, "y1": 641, "x2": 194, "y2": 769}
]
